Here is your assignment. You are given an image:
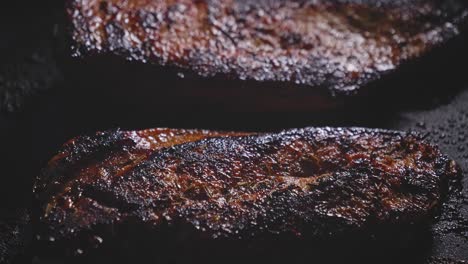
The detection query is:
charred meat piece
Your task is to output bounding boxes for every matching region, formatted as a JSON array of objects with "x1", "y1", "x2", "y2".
[
  {"x1": 65, "y1": 0, "x2": 468, "y2": 110},
  {"x1": 34, "y1": 127, "x2": 459, "y2": 259}
]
